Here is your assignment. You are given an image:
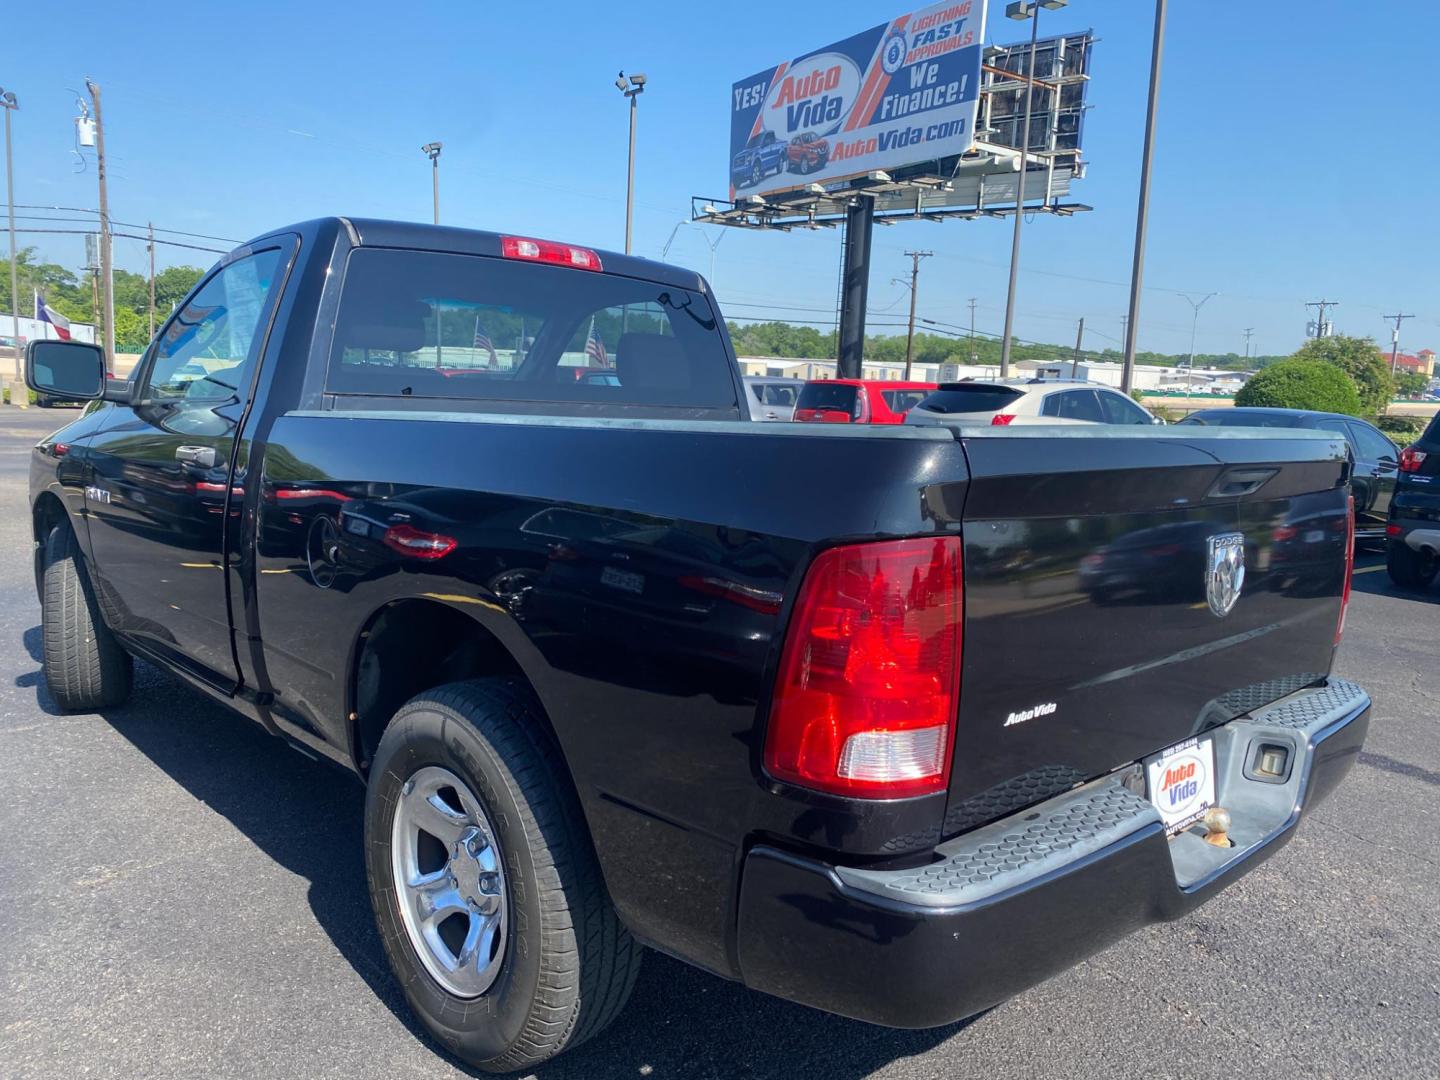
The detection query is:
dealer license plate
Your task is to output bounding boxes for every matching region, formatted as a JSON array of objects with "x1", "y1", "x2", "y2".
[{"x1": 1146, "y1": 736, "x2": 1217, "y2": 836}]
